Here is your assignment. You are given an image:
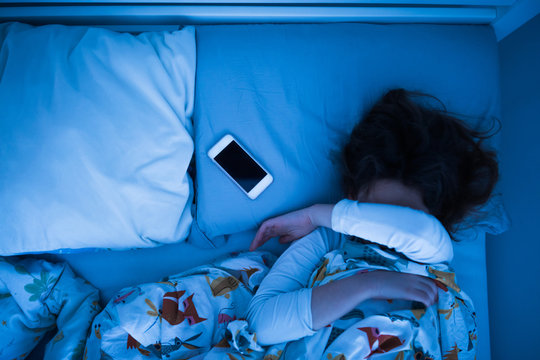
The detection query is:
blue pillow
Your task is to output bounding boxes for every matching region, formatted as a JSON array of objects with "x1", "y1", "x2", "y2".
[
  {"x1": 0, "y1": 23, "x2": 196, "y2": 254},
  {"x1": 194, "y1": 23, "x2": 502, "y2": 239}
]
